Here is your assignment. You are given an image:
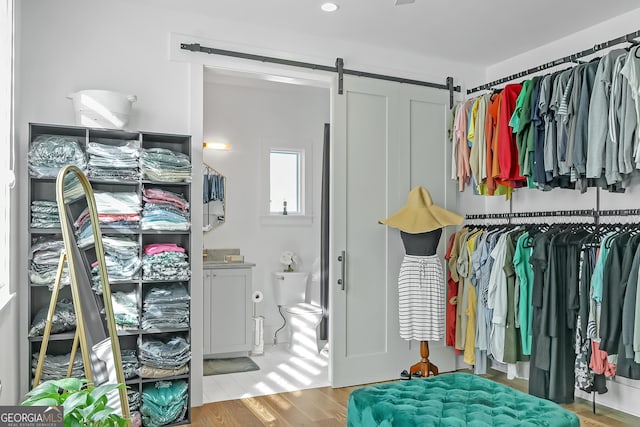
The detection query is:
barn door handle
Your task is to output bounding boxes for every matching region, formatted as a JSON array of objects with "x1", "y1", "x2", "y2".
[{"x1": 337, "y1": 250, "x2": 346, "y2": 291}]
